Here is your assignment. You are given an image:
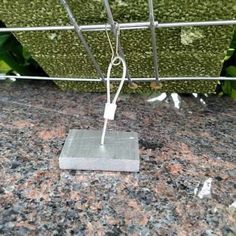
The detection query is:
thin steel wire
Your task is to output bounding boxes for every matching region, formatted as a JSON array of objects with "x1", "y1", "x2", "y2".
[
  {"x1": 1, "y1": 74, "x2": 236, "y2": 81},
  {"x1": 60, "y1": 0, "x2": 105, "y2": 82},
  {"x1": 103, "y1": 0, "x2": 132, "y2": 83},
  {"x1": 105, "y1": 24, "x2": 122, "y2": 66},
  {"x1": 148, "y1": 0, "x2": 159, "y2": 82},
  {"x1": 1, "y1": 20, "x2": 236, "y2": 33}
]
